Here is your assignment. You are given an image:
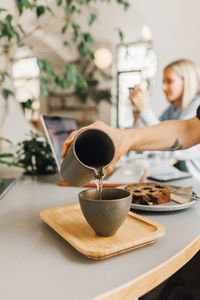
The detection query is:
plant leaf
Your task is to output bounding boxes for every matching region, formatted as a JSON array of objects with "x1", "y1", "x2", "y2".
[
  {"x1": 116, "y1": 28, "x2": 124, "y2": 43},
  {"x1": 61, "y1": 24, "x2": 68, "y2": 34},
  {"x1": 36, "y1": 6, "x2": 45, "y2": 17},
  {"x1": 24, "y1": 98, "x2": 34, "y2": 109},
  {"x1": 40, "y1": 78, "x2": 50, "y2": 96},
  {"x1": 0, "y1": 8, "x2": 7, "y2": 13},
  {"x1": 88, "y1": 13, "x2": 97, "y2": 25},
  {"x1": 2, "y1": 88, "x2": 14, "y2": 100},
  {"x1": 56, "y1": 0, "x2": 62, "y2": 5},
  {"x1": 16, "y1": 0, "x2": 32, "y2": 16},
  {"x1": 18, "y1": 24, "x2": 25, "y2": 34},
  {"x1": 0, "y1": 153, "x2": 13, "y2": 158},
  {"x1": 63, "y1": 41, "x2": 69, "y2": 46},
  {"x1": 0, "y1": 137, "x2": 12, "y2": 145}
]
